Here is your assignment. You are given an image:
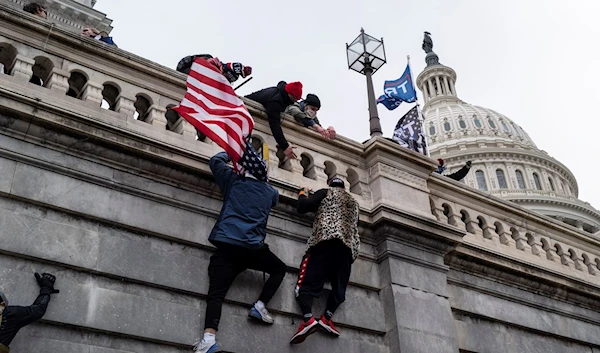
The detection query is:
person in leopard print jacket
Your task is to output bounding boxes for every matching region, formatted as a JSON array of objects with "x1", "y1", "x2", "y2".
[{"x1": 290, "y1": 177, "x2": 360, "y2": 344}]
